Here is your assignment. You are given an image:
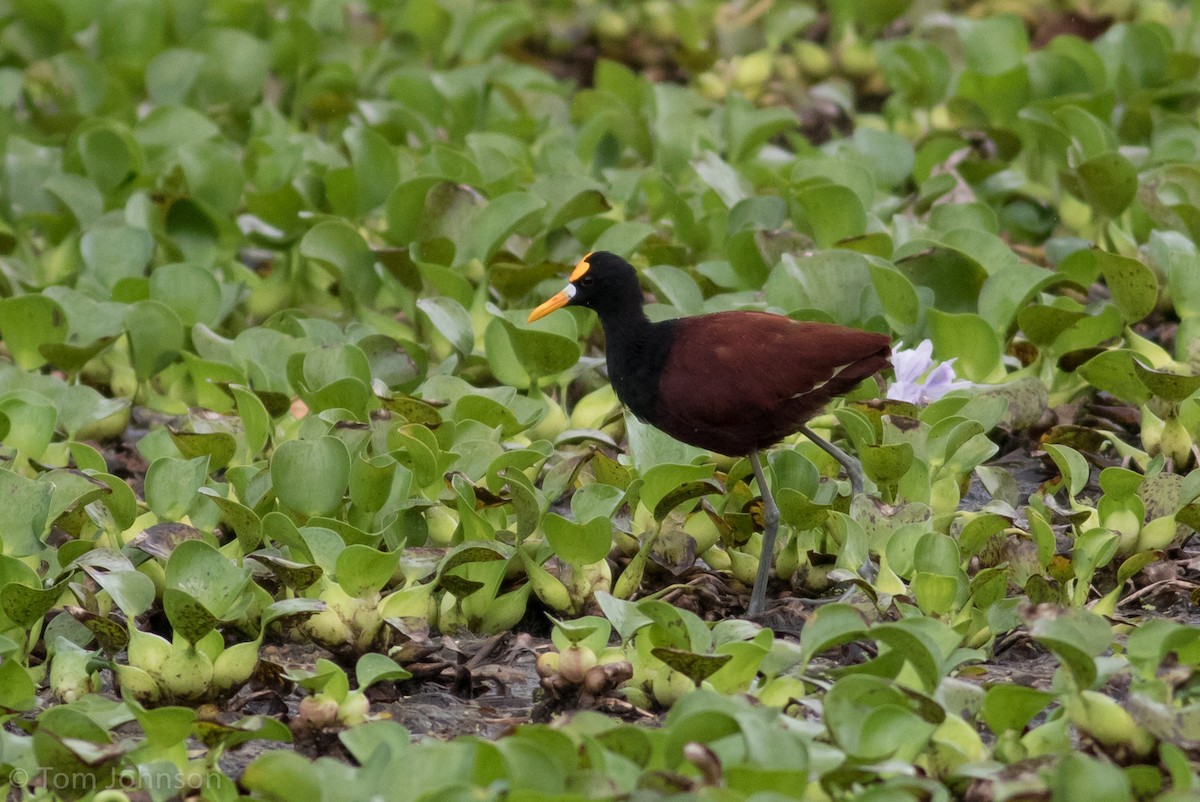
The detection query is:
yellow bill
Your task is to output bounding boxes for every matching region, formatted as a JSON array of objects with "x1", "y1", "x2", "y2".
[{"x1": 528, "y1": 284, "x2": 575, "y2": 322}]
